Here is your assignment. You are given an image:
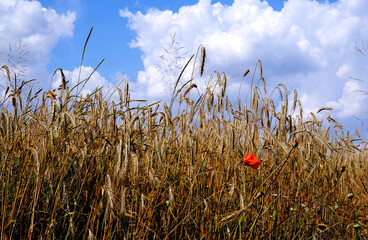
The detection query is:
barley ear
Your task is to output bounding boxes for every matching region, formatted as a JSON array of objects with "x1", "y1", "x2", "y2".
[
  {"x1": 199, "y1": 45, "x2": 206, "y2": 77},
  {"x1": 243, "y1": 69, "x2": 250, "y2": 77}
]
